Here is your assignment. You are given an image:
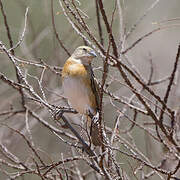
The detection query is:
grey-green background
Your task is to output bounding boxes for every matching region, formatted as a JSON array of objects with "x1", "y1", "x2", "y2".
[{"x1": 0, "y1": 0, "x2": 180, "y2": 179}]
